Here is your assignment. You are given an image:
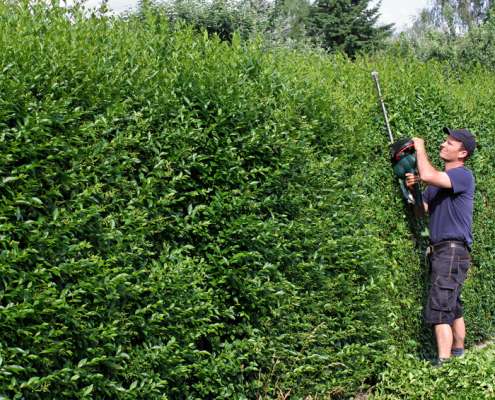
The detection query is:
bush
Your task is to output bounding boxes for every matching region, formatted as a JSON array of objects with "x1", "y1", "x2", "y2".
[
  {"x1": 1, "y1": 1, "x2": 495, "y2": 399},
  {"x1": 130, "y1": 0, "x2": 324, "y2": 53},
  {"x1": 384, "y1": 10, "x2": 495, "y2": 74},
  {"x1": 133, "y1": 0, "x2": 268, "y2": 42}
]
